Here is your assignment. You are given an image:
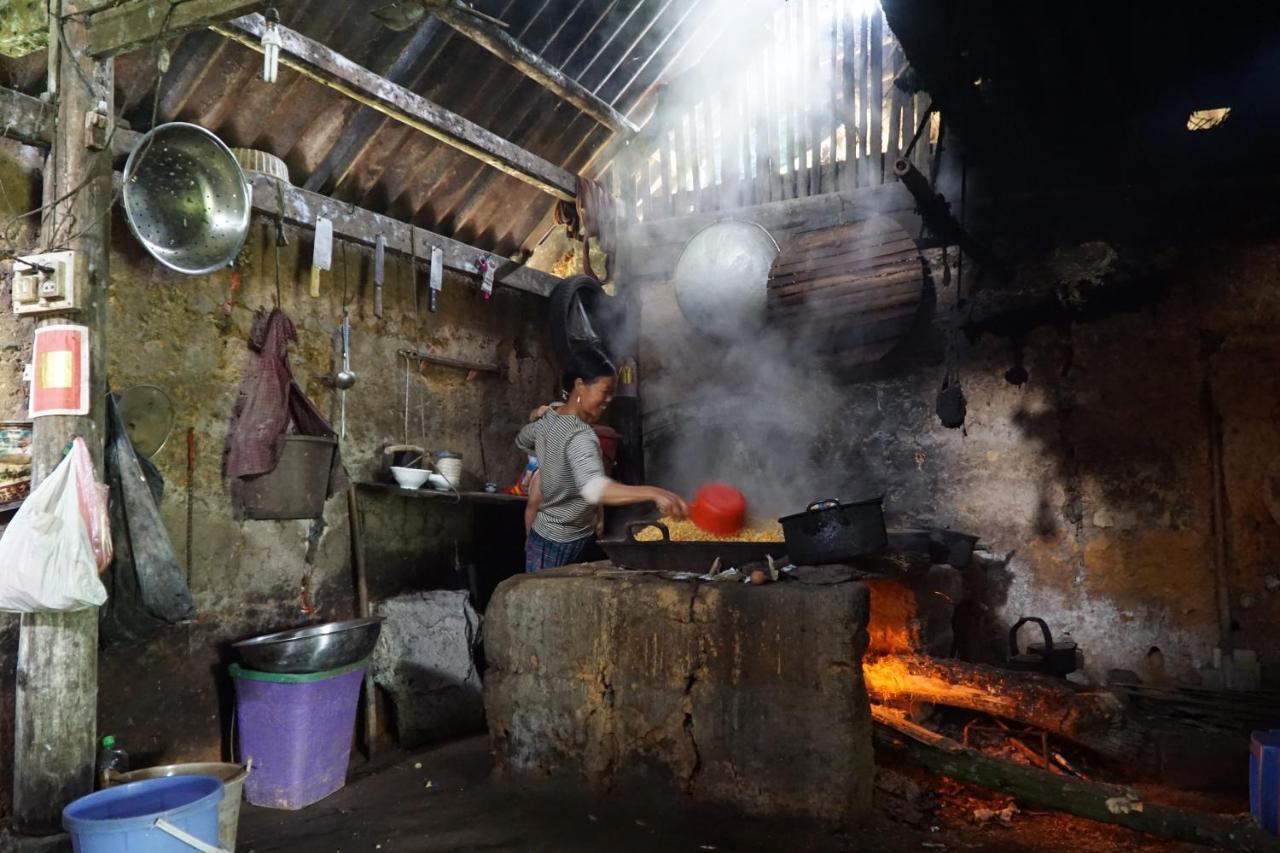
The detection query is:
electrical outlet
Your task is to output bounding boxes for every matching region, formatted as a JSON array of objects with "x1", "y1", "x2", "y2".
[
  {"x1": 10, "y1": 251, "x2": 85, "y2": 316},
  {"x1": 12, "y1": 274, "x2": 38, "y2": 304}
]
